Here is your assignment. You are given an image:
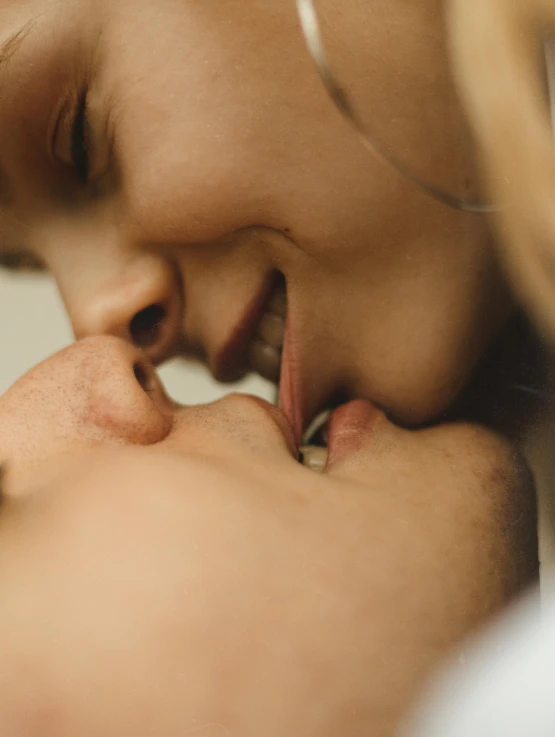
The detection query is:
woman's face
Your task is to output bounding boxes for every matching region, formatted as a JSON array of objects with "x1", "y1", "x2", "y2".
[
  {"x1": 0, "y1": 336, "x2": 537, "y2": 737},
  {"x1": 0, "y1": 0, "x2": 511, "y2": 437}
]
